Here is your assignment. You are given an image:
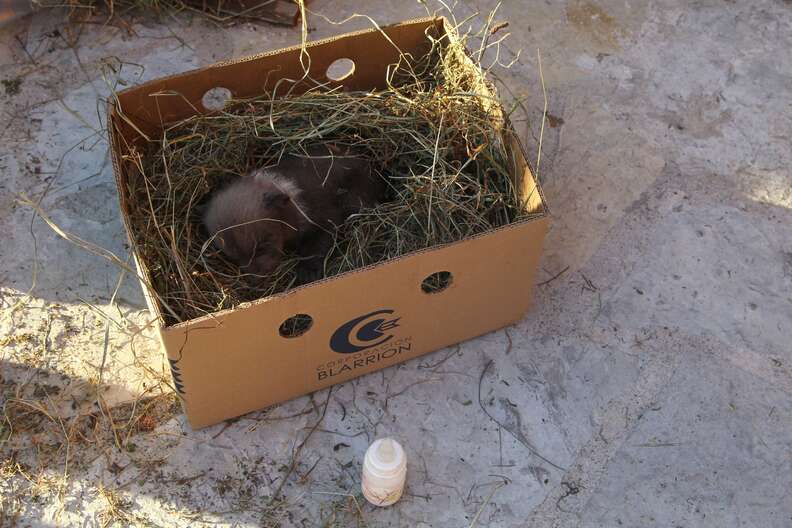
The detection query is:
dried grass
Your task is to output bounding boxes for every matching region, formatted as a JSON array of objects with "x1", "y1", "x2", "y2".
[
  {"x1": 118, "y1": 18, "x2": 539, "y2": 325},
  {"x1": 32, "y1": 0, "x2": 301, "y2": 26}
]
